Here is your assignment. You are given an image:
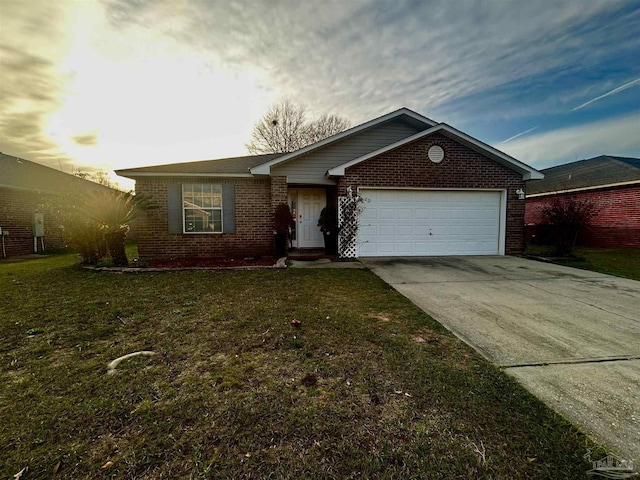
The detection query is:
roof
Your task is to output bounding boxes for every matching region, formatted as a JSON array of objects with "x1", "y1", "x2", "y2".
[
  {"x1": 327, "y1": 123, "x2": 544, "y2": 181},
  {"x1": 0, "y1": 152, "x2": 114, "y2": 194},
  {"x1": 116, "y1": 153, "x2": 281, "y2": 177},
  {"x1": 116, "y1": 107, "x2": 542, "y2": 181},
  {"x1": 526, "y1": 156, "x2": 640, "y2": 195},
  {"x1": 249, "y1": 108, "x2": 437, "y2": 175}
]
